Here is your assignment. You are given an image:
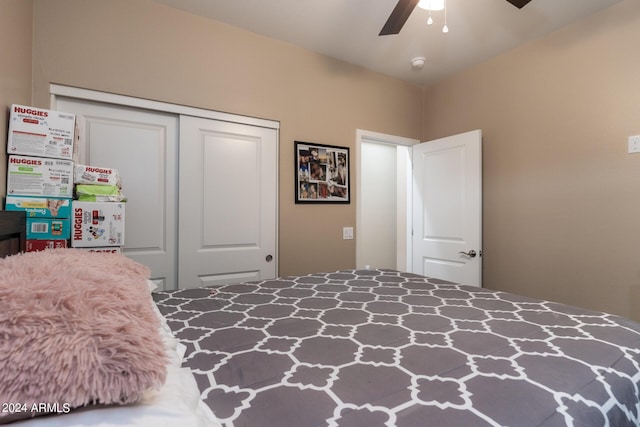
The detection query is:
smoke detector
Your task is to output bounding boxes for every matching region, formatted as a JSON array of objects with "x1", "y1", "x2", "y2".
[{"x1": 411, "y1": 57, "x2": 426, "y2": 69}]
